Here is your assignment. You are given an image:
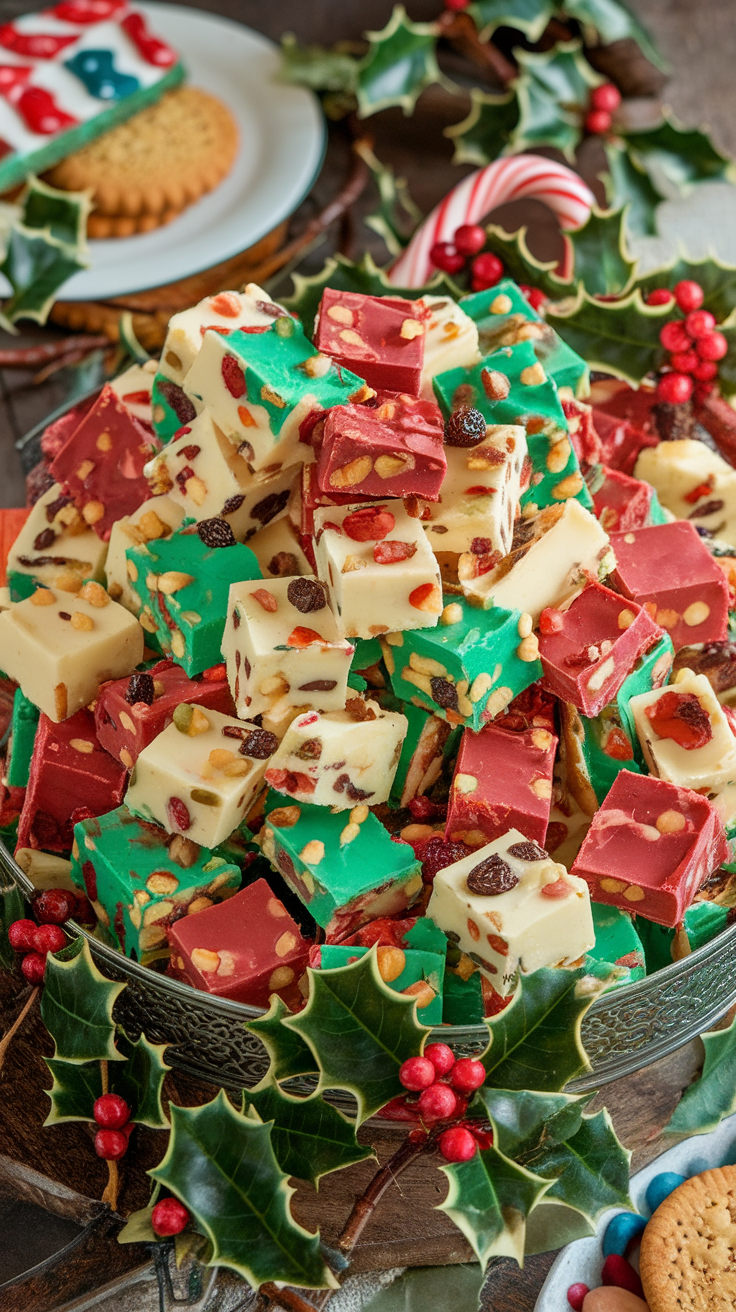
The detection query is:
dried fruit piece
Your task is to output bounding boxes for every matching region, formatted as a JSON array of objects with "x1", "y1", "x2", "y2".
[
  {"x1": 124, "y1": 672, "x2": 155, "y2": 706},
  {"x1": 373, "y1": 540, "x2": 417, "y2": 565},
  {"x1": 167, "y1": 797, "x2": 191, "y2": 831},
  {"x1": 444, "y1": 407, "x2": 487, "y2": 447},
  {"x1": 197, "y1": 518, "x2": 236, "y2": 549},
  {"x1": 506, "y1": 840, "x2": 547, "y2": 861},
  {"x1": 466, "y1": 853, "x2": 519, "y2": 895},
  {"x1": 221, "y1": 354, "x2": 246, "y2": 398},
  {"x1": 644, "y1": 691, "x2": 713, "y2": 750},
  {"x1": 342, "y1": 506, "x2": 396, "y2": 542},
  {"x1": 287, "y1": 577, "x2": 327, "y2": 613}
]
